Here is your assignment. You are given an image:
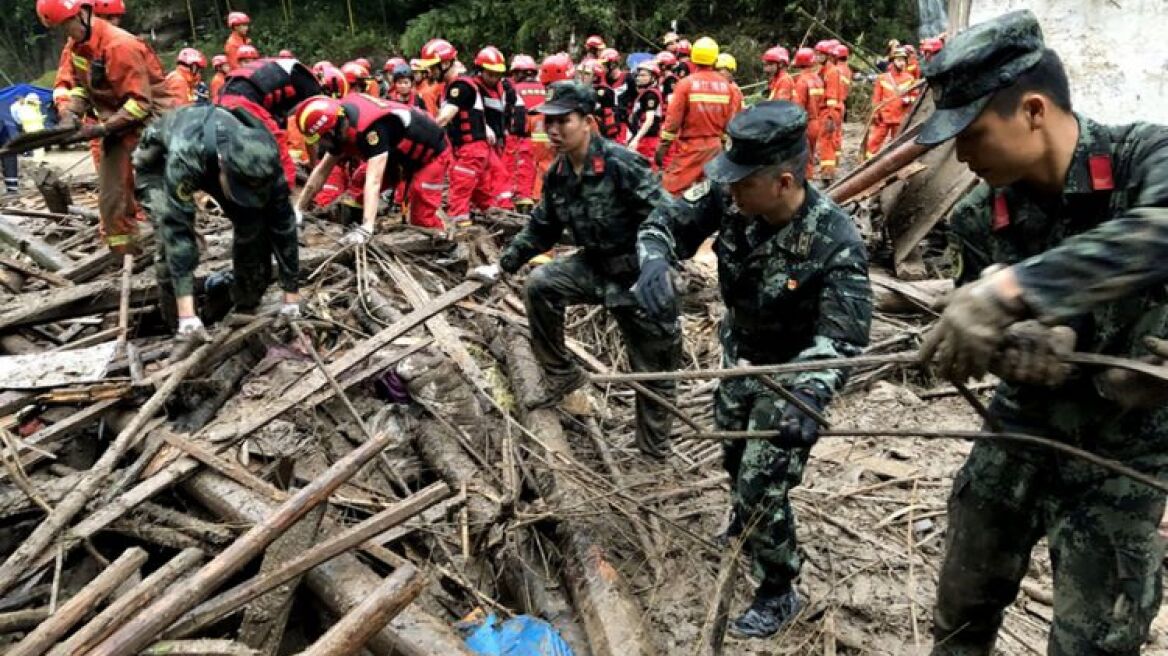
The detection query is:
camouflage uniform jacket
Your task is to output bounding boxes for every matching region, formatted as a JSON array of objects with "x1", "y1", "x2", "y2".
[
  {"x1": 502, "y1": 134, "x2": 665, "y2": 292},
  {"x1": 638, "y1": 181, "x2": 873, "y2": 396},
  {"x1": 134, "y1": 105, "x2": 299, "y2": 298},
  {"x1": 946, "y1": 114, "x2": 1168, "y2": 468}
]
